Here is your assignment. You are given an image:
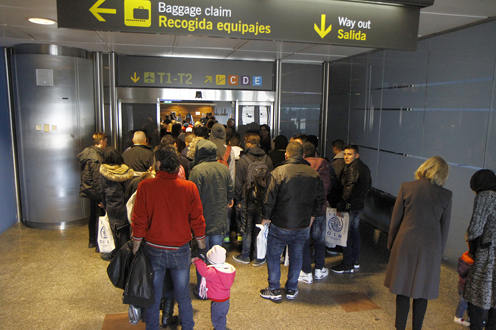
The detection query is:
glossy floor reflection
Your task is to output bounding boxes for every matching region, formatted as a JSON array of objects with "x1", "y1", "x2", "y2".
[{"x1": 0, "y1": 222, "x2": 465, "y2": 330}]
